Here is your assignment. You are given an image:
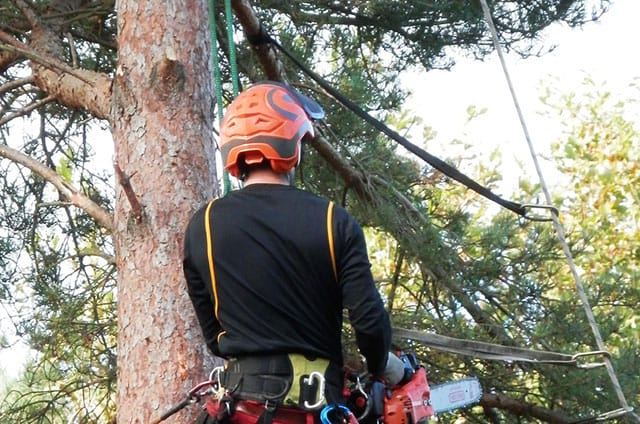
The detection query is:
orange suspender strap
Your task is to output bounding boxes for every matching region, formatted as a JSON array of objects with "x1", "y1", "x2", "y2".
[
  {"x1": 204, "y1": 200, "x2": 225, "y2": 341},
  {"x1": 327, "y1": 201, "x2": 338, "y2": 282}
]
